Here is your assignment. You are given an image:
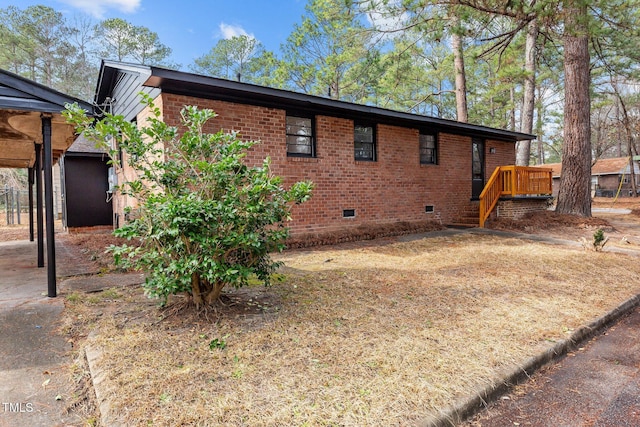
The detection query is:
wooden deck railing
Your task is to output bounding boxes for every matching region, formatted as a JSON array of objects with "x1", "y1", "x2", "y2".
[{"x1": 479, "y1": 166, "x2": 553, "y2": 227}]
